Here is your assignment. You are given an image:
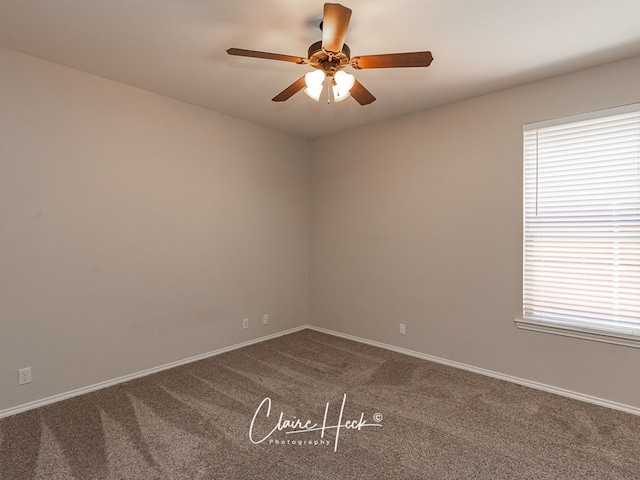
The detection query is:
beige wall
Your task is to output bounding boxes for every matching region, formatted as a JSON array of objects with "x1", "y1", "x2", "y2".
[
  {"x1": 3, "y1": 43, "x2": 640, "y2": 414},
  {"x1": 0, "y1": 47, "x2": 309, "y2": 411},
  {"x1": 309, "y1": 55, "x2": 640, "y2": 409}
]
